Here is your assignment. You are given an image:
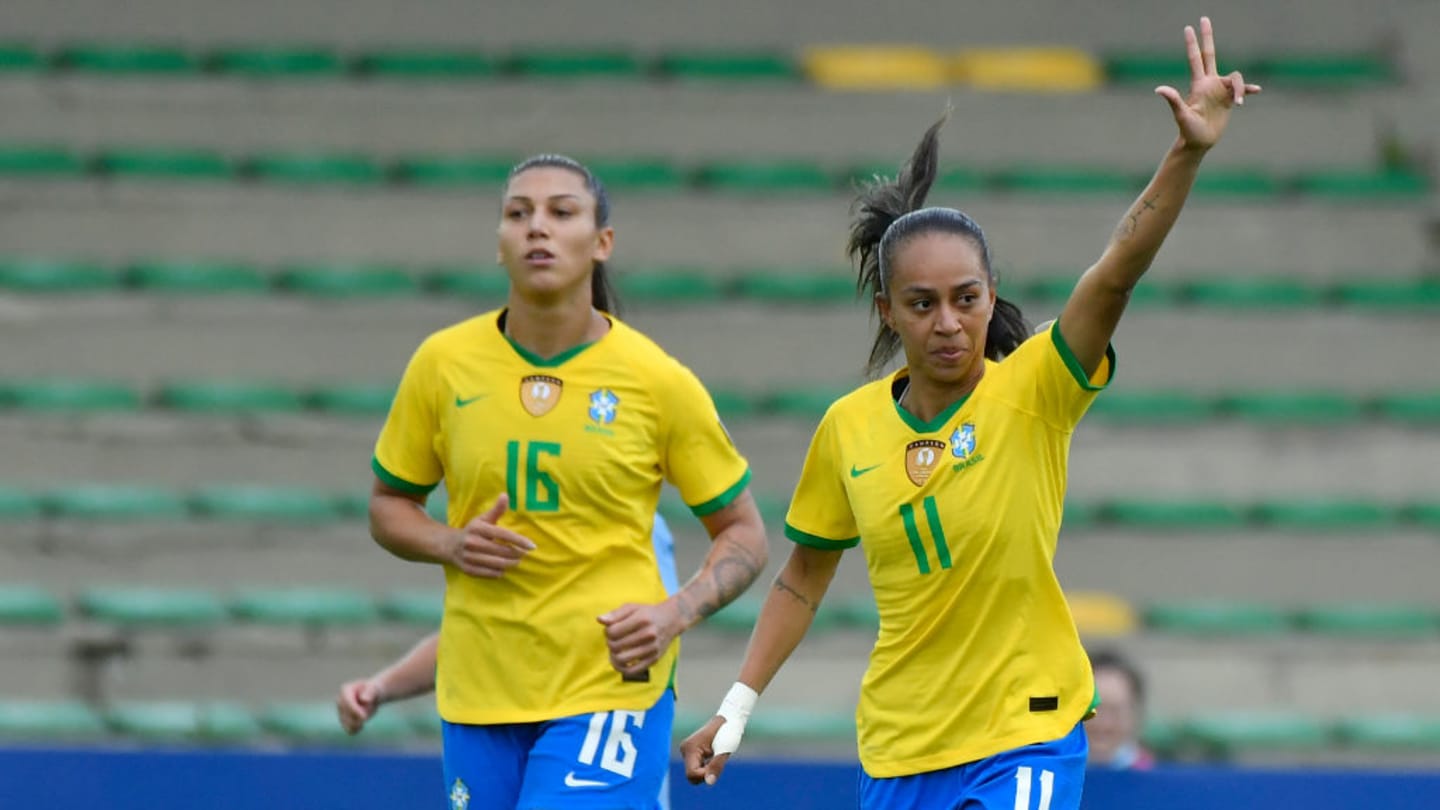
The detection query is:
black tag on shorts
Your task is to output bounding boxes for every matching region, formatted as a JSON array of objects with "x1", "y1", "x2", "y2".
[
  {"x1": 622, "y1": 669, "x2": 651, "y2": 683},
  {"x1": 1029, "y1": 696, "x2": 1059, "y2": 712}
]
